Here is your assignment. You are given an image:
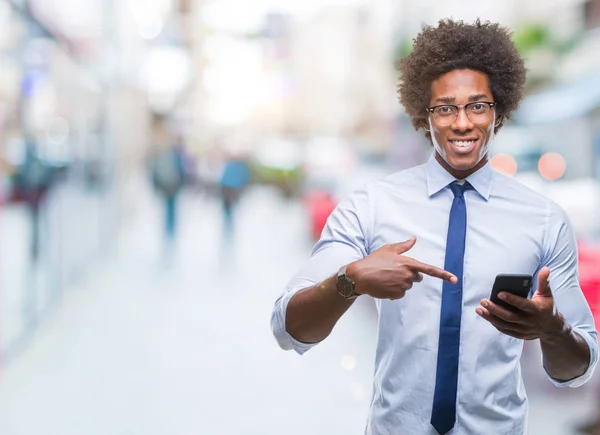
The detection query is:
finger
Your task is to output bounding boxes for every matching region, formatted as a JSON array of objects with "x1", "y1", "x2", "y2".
[
  {"x1": 497, "y1": 328, "x2": 527, "y2": 340},
  {"x1": 392, "y1": 236, "x2": 417, "y2": 255},
  {"x1": 388, "y1": 290, "x2": 407, "y2": 301},
  {"x1": 398, "y1": 282, "x2": 413, "y2": 292},
  {"x1": 495, "y1": 292, "x2": 536, "y2": 314},
  {"x1": 476, "y1": 307, "x2": 525, "y2": 333},
  {"x1": 408, "y1": 259, "x2": 457, "y2": 284},
  {"x1": 480, "y1": 299, "x2": 530, "y2": 323},
  {"x1": 412, "y1": 271, "x2": 424, "y2": 283},
  {"x1": 536, "y1": 267, "x2": 552, "y2": 297}
]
